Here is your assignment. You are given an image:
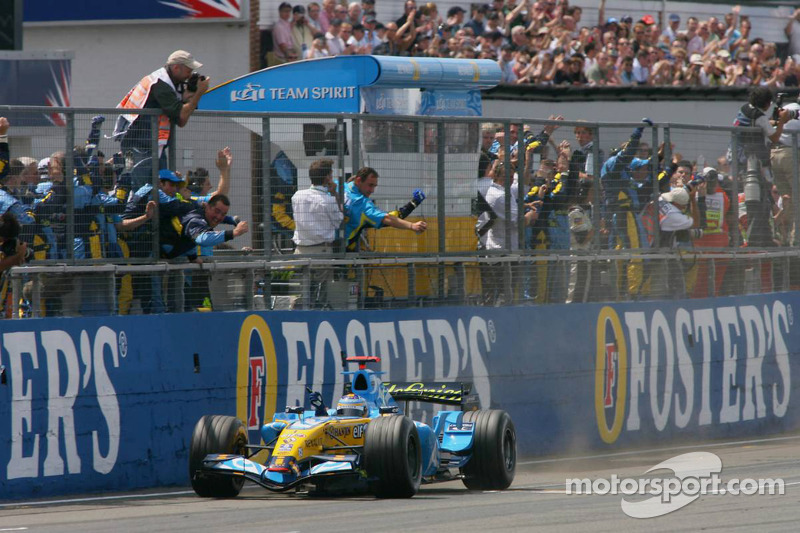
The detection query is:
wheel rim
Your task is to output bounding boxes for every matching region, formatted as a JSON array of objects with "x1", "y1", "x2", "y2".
[
  {"x1": 407, "y1": 435, "x2": 420, "y2": 479},
  {"x1": 502, "y1": 428, "x2": 516, "y2": 472}
]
